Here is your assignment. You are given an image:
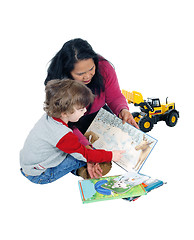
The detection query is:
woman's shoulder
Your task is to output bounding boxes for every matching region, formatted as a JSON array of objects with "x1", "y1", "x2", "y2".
[{"x1": 98, "y1": 56, "x2": 115, "y2": 75}]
